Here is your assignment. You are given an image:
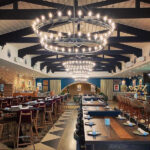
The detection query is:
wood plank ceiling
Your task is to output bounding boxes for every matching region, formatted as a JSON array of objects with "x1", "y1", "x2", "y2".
[{"x1": 0, "y1": 0, "x2": 150, "y2": 73}]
